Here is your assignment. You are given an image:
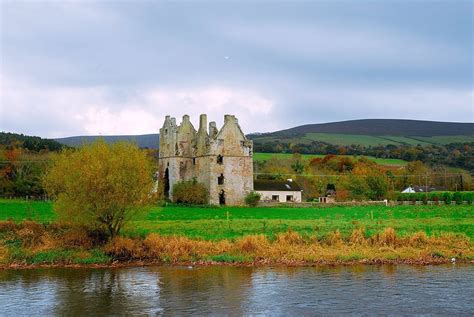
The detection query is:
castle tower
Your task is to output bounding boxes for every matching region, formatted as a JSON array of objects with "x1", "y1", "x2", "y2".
[
  {"x1": 158, "y1": 114, "x2": 253, "y2": 205},
  {"x1": 207, "y1": 114, "x2": 253, "y2": 205}
]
